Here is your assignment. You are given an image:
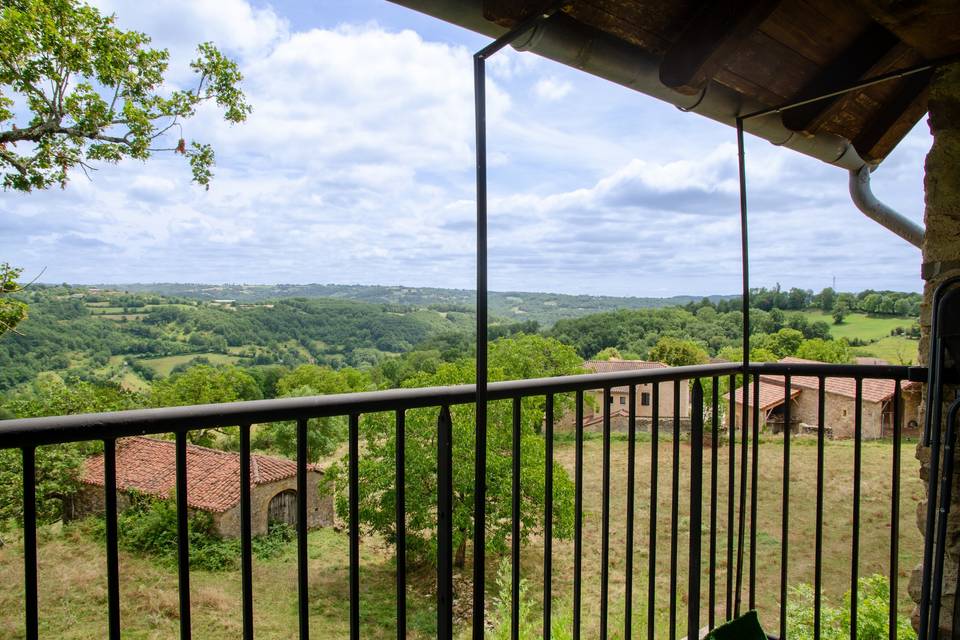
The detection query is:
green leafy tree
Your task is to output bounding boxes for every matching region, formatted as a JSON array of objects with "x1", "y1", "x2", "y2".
[
  {"x1": 253, "y1": 365, "x2": 372, "y2": 461},
  {"x1": 818, "y1": 287, "x2": 836, "y2": 312},
  {"x1": 764, "y1": 328, "x2": 805, "y2": 358},
  {"x1": 647, "y1": 336, "x2": 709, "y2": 367},
  {"x1": 0, "y1": 262, "x2": 27, "y2": 336},
  {"x1": 0, "y1": 373, "x2": 142, "y2": 528},
  {"x1": 786, "y1": 575, "x2": 913, "y2": 640},
  {"x1": 0, "y1": 0, "x2": 250, "y2": 191},
  {"x1": 592, "y1": 346, "x2": 622, "y2": 361},
  {"x1": 327, "y1": 334, "x2": 581, "y2": 568},
  {"x1": 150, "y1": 365, "x2": 260, "y2": 446},
  {"x1": 832, "y1": 301, "x2": 850, "y2": 325},
  {"x1": 794, "y1": 338, "x2": 853, "y2": 364}
]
